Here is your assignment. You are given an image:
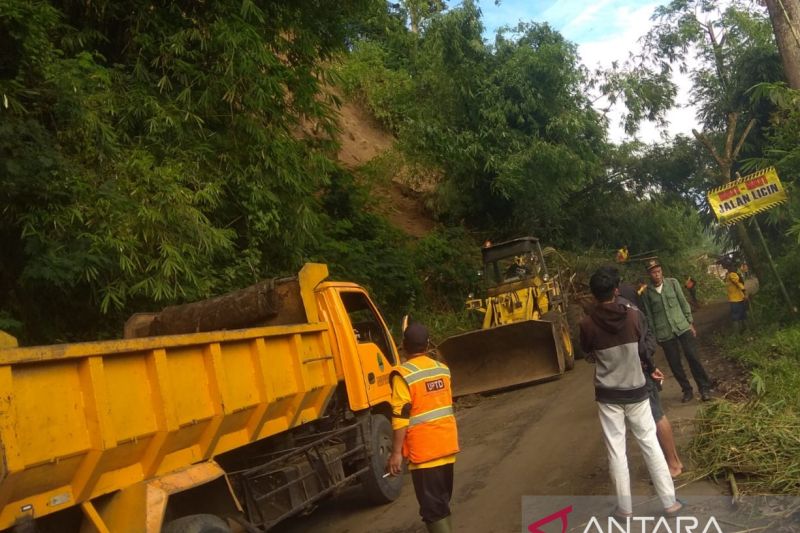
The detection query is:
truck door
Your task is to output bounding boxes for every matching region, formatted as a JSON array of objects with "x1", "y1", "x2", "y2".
[{"x1": 339, "y1": 291, "x2": 398, "y2": 405}]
